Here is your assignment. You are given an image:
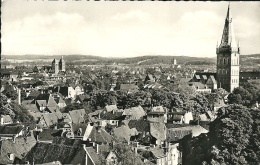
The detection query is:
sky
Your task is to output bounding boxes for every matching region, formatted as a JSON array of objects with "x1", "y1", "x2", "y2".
[{"x1": 2, "y1": 1, "x2": 260, "y2": 58}]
